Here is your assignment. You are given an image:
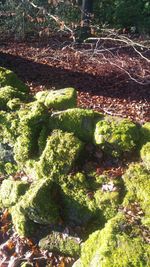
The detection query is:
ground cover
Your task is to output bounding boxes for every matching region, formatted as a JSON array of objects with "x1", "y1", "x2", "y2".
[{"x1": 0, "y1": 37, "x2": 150, "y2": 266}]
